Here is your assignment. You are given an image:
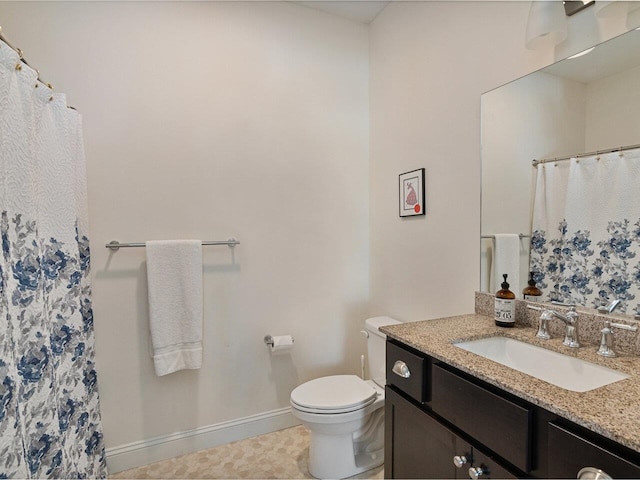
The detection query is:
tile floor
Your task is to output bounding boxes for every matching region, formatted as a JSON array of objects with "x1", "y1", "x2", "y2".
[{"x1": 110, "y1": 425, "x2": 384, "y2": 479}]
